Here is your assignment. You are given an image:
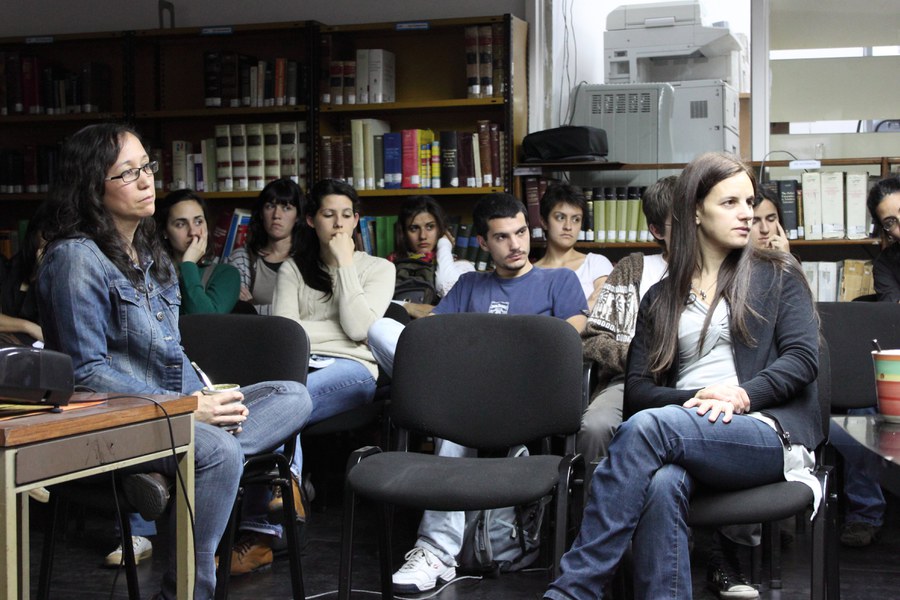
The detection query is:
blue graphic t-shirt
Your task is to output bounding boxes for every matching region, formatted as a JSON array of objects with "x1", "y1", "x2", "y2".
[{"x1": 432, "y1": 266, "x2": 587, "y2": 320}]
